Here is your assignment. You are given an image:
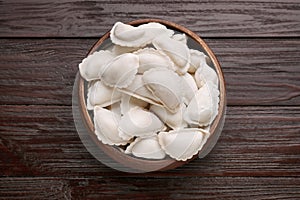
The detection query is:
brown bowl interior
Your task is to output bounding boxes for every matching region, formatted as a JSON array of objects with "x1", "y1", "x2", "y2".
[{"x1": 76, "y1": 19, "x2": 226, "y2": 172}]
